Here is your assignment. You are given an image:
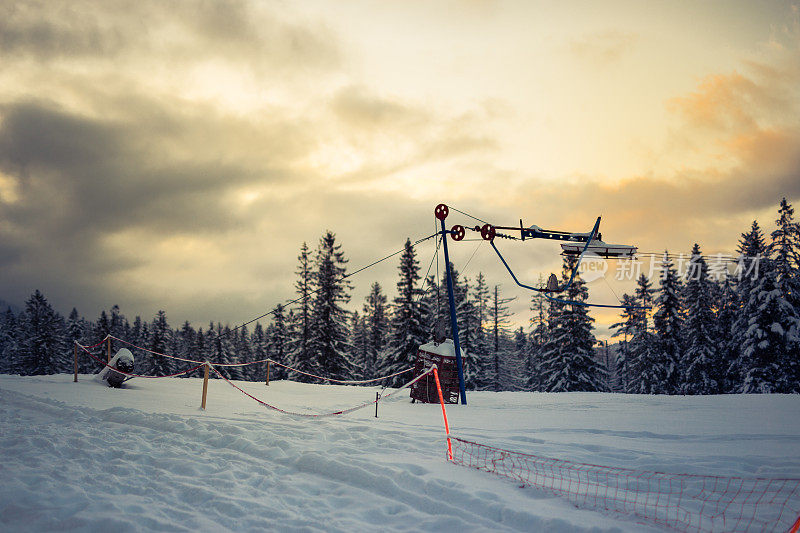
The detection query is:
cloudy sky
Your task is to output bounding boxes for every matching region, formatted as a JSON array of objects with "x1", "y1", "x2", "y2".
[{"x1": 1, "y1": 0, "x2": 799, "y2": 338}]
